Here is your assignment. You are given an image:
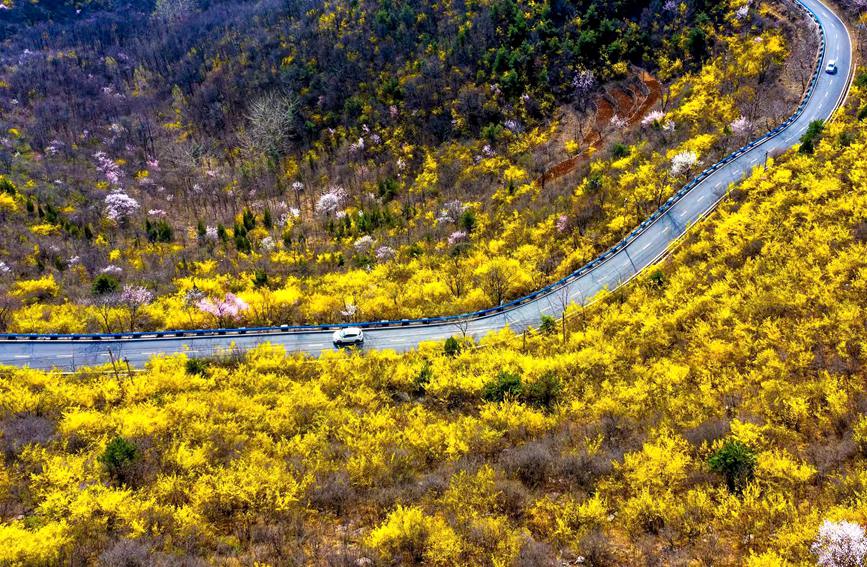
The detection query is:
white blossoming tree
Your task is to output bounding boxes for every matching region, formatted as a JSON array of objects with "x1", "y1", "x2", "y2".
[
  {"x1": 641, "y1": 110, "x2": 666, "y2": 128},
  {"x1": 670, "y1": 150, "x2": 699, "y2": 177},
  {"x1": 340, "y1": 302, "x2": 358, "y2": 321},
  {"x1": 104, "y1": 190, "x2": 140, "y2": 224},
  {"x1": 259, "y1": 236, "x2": 275, "y2": 252},
  {"x1": 119, "y1": 285, "x2": 154, "y2": 331},
  {"x1": 436, "y1": 200, "x2": 466, "y2": 224},
  {"x1": 730, "y1": 116, "x2": 752, "y2": 136},
  {"x1": 153, "y1": 0, "x2": 196, "y2": 23},
  {"x1": 315, "y1": 186, "x2": 347, "y2": 217},
  {"x1": 572, "y1": 69, "x2": 596, "y2": 112},
  {"x1": 375, "y1": 245, "x2": 396, "y2": 261},
  {"x1": 448, "y1": 230, "x2": 468, "y2": 246},
  {"x1": 812, "y1": 520, "x2": 867, "y2": 567},
  {"x1": 609, "y1": 114, "x2": 628, "y2": 130},
  {"x1": 354, "y1": 235, "x2": 375, "y2": 254}
]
